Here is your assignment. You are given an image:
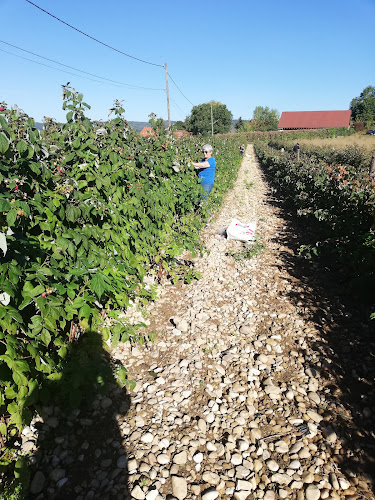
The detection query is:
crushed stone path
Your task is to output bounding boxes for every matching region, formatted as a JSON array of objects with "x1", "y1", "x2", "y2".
[{"x1": 26, "y1": 146, "x2": 374, "y2": 500}]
